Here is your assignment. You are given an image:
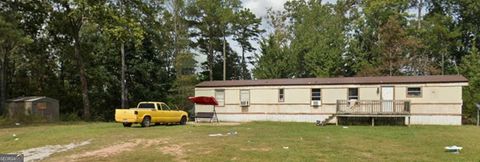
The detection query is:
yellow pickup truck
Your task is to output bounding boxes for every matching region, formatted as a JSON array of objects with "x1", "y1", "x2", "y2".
[{"x1": 115, "y1": 102, "x2": 188, "y2": 127}]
